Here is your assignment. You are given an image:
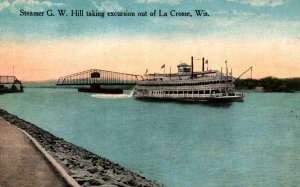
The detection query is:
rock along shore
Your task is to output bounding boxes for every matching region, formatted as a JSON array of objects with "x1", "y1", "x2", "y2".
[{"x1": 0, "y1": 109, "x2": 162, "y2": 187}]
